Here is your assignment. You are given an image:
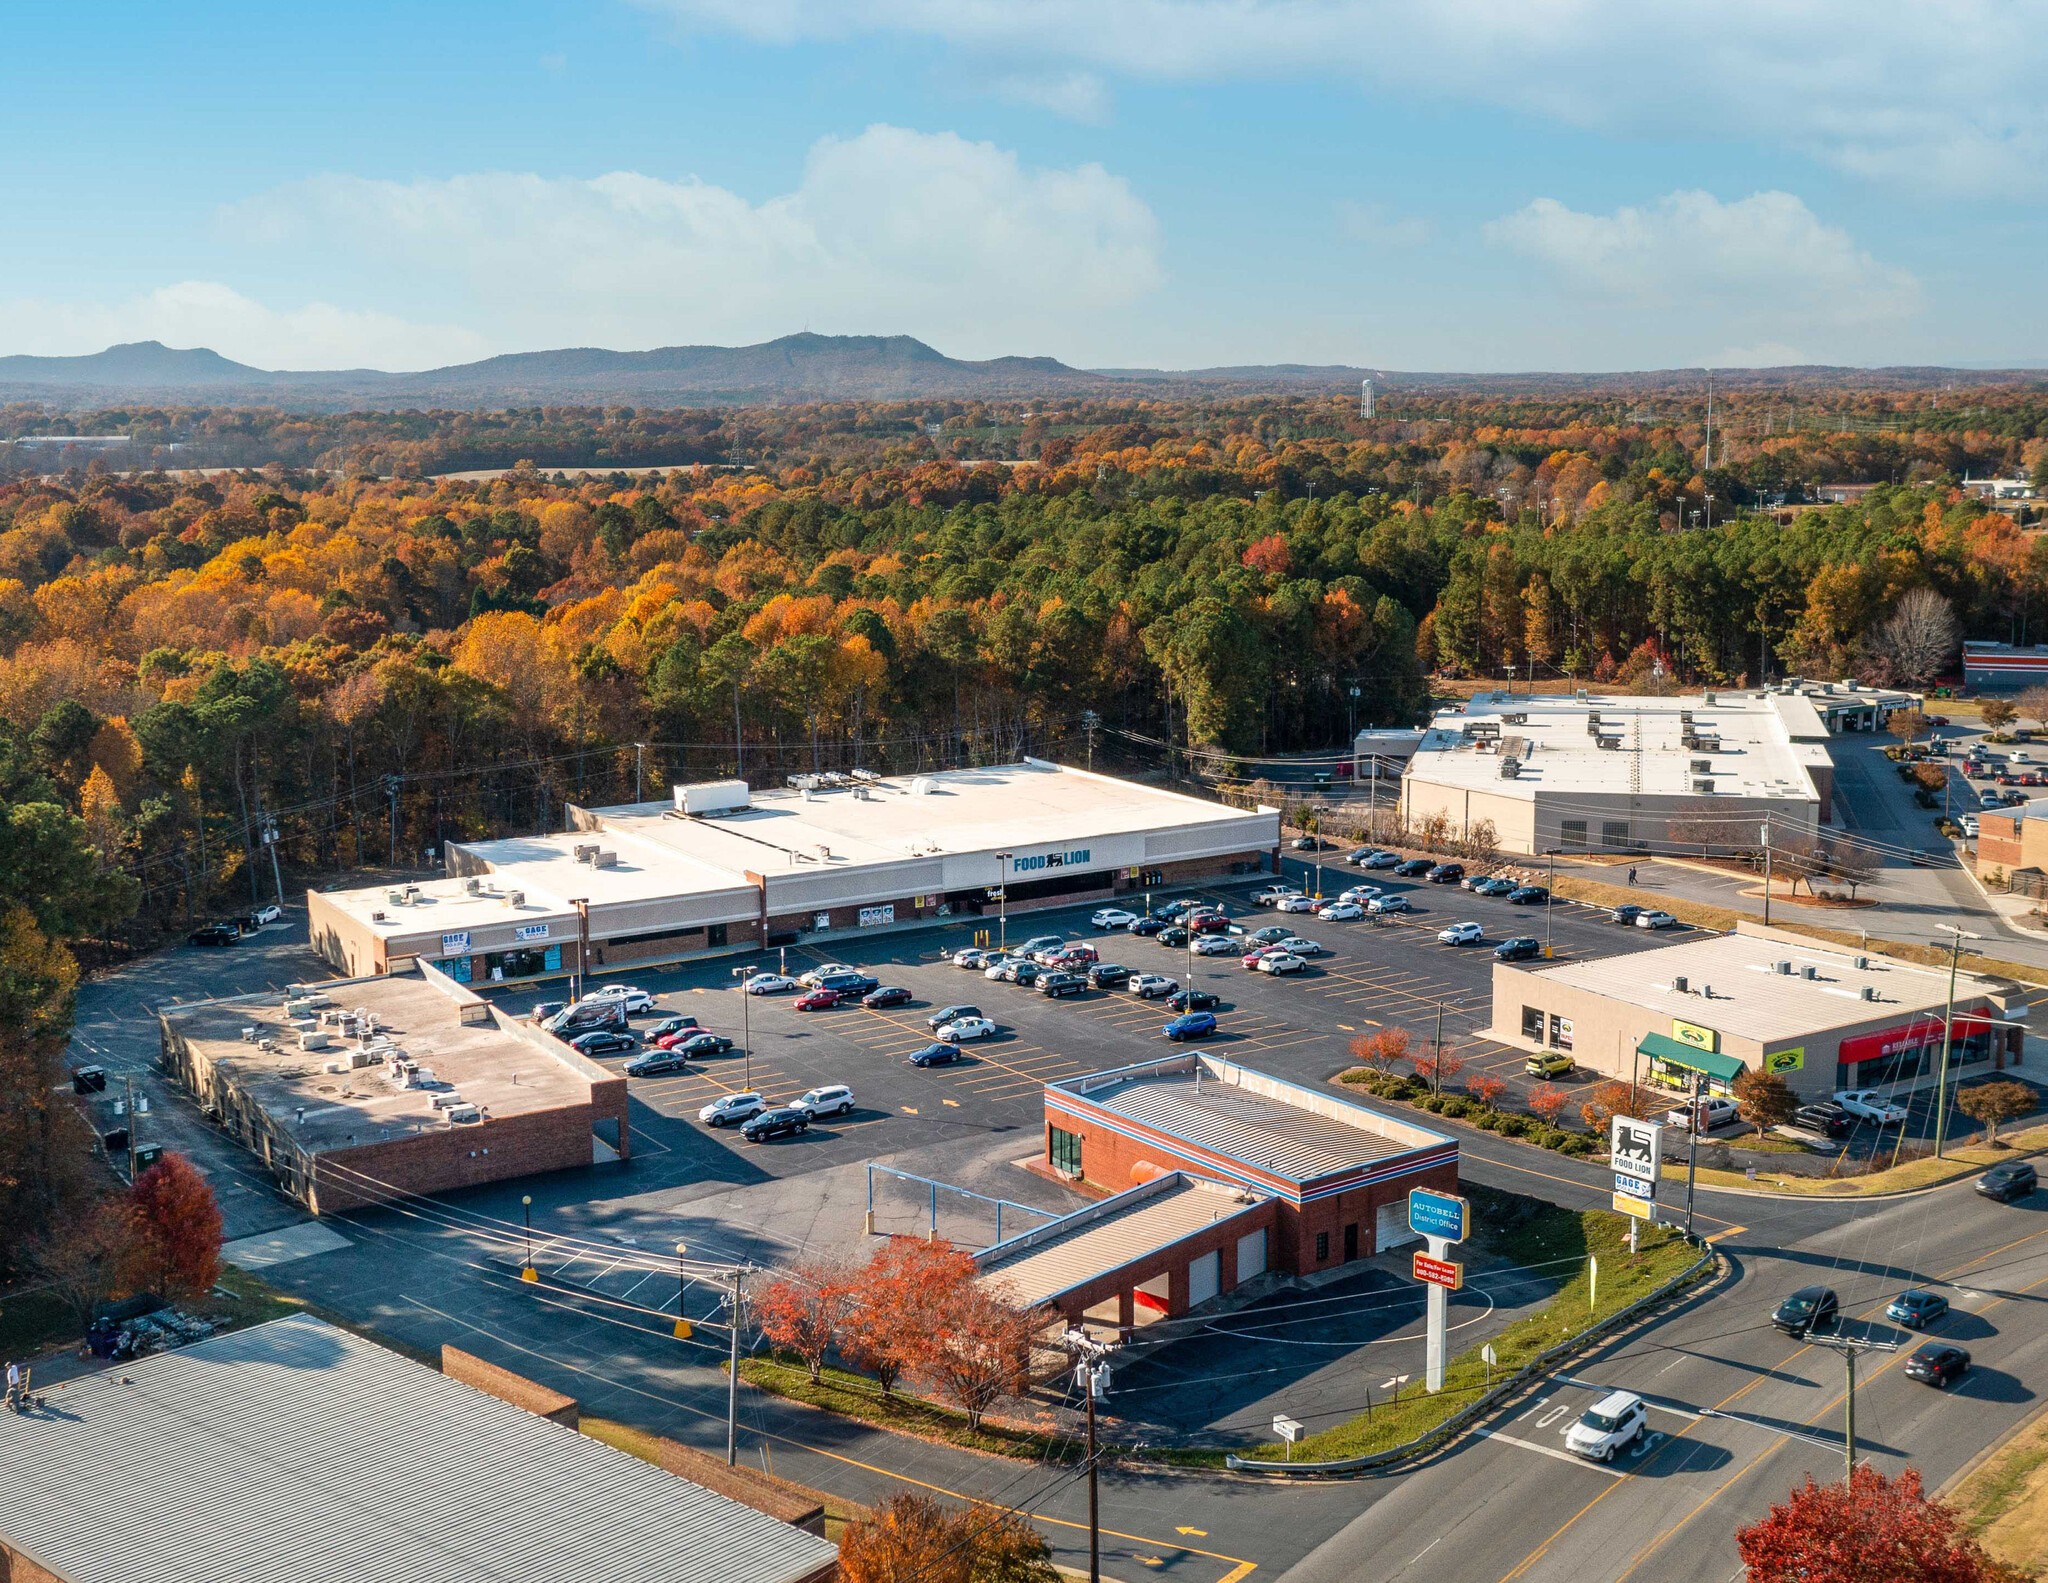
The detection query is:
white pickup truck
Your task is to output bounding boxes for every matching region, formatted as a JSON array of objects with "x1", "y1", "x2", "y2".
[{"x1": 1833, "y1": 1088, "x2": 1909, "y2": 1125}]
